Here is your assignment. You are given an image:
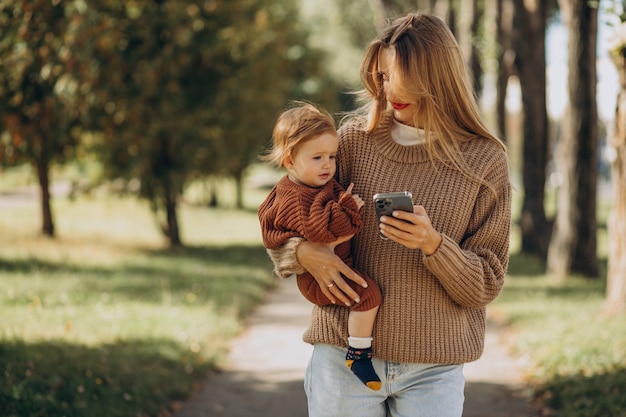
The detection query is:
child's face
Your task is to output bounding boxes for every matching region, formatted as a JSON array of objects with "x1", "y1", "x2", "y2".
[
  {"x1": 285, "y1": 132, "x2": 338, "y2": 188},
  {"x1": 378, "y1": 47, "x2": 418, "y2": 127}
]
